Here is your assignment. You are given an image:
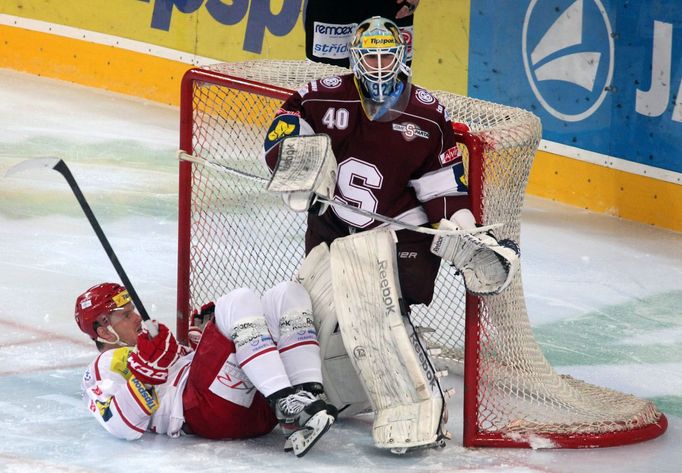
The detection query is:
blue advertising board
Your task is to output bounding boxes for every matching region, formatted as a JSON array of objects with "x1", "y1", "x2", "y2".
[{"x1": 469, "y1": 0, "x2": 681, "y2": 174}]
